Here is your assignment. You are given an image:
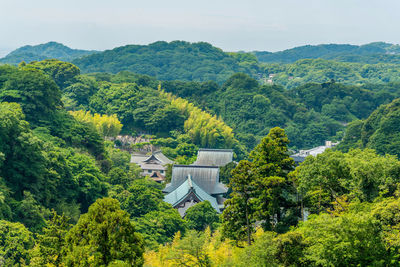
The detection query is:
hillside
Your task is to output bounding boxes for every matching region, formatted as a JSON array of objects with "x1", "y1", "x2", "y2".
[
  {"x1": 263, "y1": 58, "x2": 400, "y2": 88},
  {"x1": 5, "y1": 41, "x2": 400, "y2": 88},
  {"x1": 254, "y1": 42, "x2": 400, "y2": 63},
  {"x1": 337, "y1": 98, "x2": 400, "y2": 157},
  {"x1": 72, "y1": 40, "x2": 260, "y2": 84},
  {"x1": 0, "y1": 41, "x2": 98, "y2": 64},
  {"x1": 2, "y1": 58, "x2": 400, "y2": 266},
  {"x1": 161, "y1": 74, "x2": 400, "y2": 150}
]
